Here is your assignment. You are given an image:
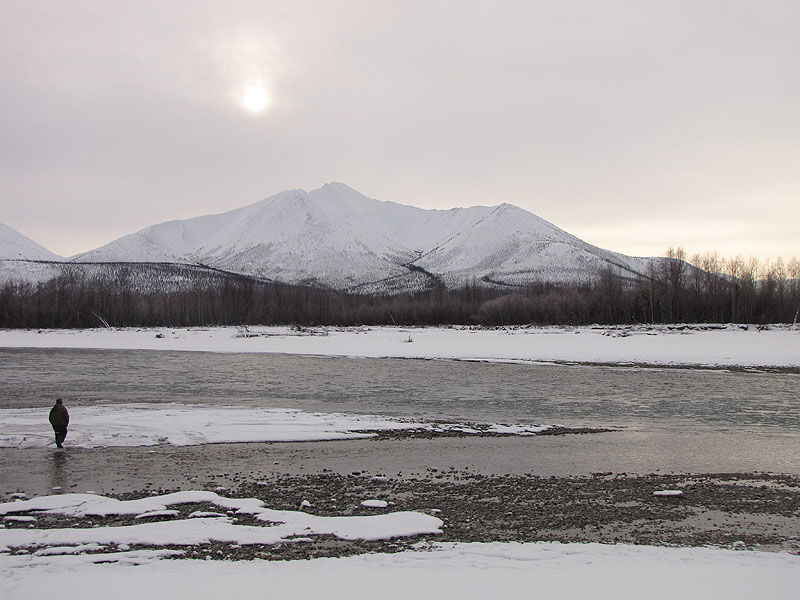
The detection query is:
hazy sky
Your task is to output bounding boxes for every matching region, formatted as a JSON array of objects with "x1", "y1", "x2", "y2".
[{"x1": 2, "y1": 0, "x2": 798, "y2": 260}]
